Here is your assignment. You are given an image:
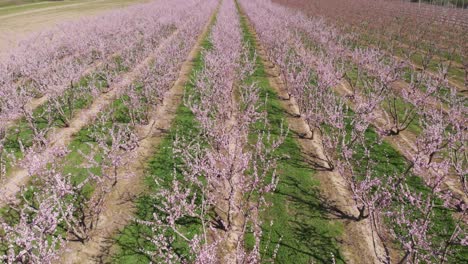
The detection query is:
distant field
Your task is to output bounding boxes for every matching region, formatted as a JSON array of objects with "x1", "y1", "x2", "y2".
[
  {"x1": 0, "y1": 1, "x2": 79, "y2": 16},
  {"x1": 410, "y1": 0, "x2": 468, "y2": 8},
  {"x1": 0, "y1": 0, "x2": 73, "y2": 15},
  {"x1": 0, "y1": 0, "x2": 147, "y2": 53},
  {"x1": 0, "y1": 0, "x2": 46, "y2": 8},
  {"x1": 0, "y1": 0, "x2": 145, "y2": 16},
  {"x1": 0, "y1": 0, "x2": 60, "y2": 8}
]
